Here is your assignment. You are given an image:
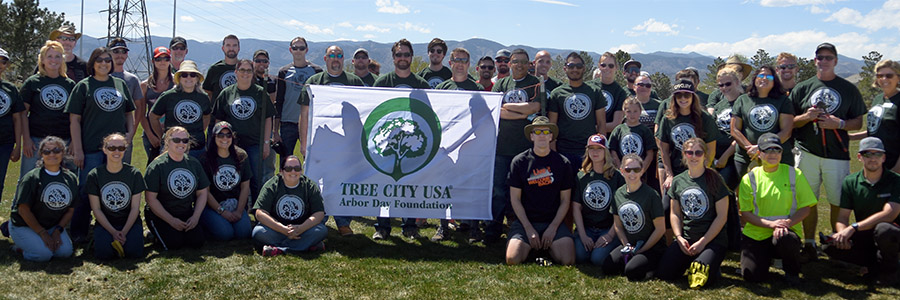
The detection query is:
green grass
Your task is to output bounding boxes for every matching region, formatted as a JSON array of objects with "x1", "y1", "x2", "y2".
[{"x1": 0, "y1": 128, "x2": 898, "y2": 299}]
